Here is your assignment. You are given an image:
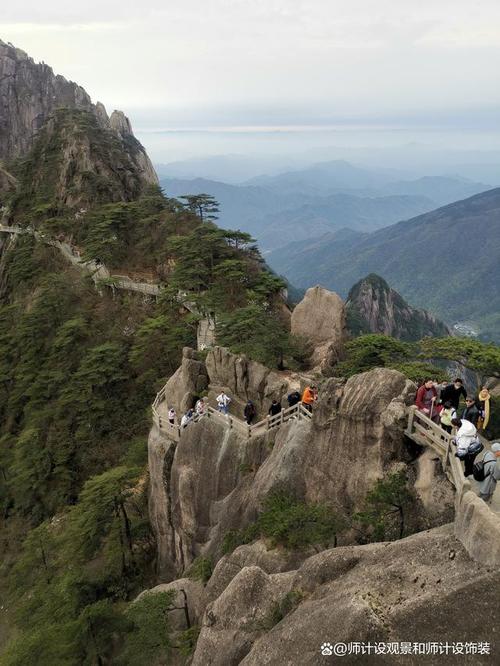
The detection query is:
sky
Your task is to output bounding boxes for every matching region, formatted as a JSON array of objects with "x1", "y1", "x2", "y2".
[{"x1": 2, "y1": 1, "x2": 500, "y2": 163}]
